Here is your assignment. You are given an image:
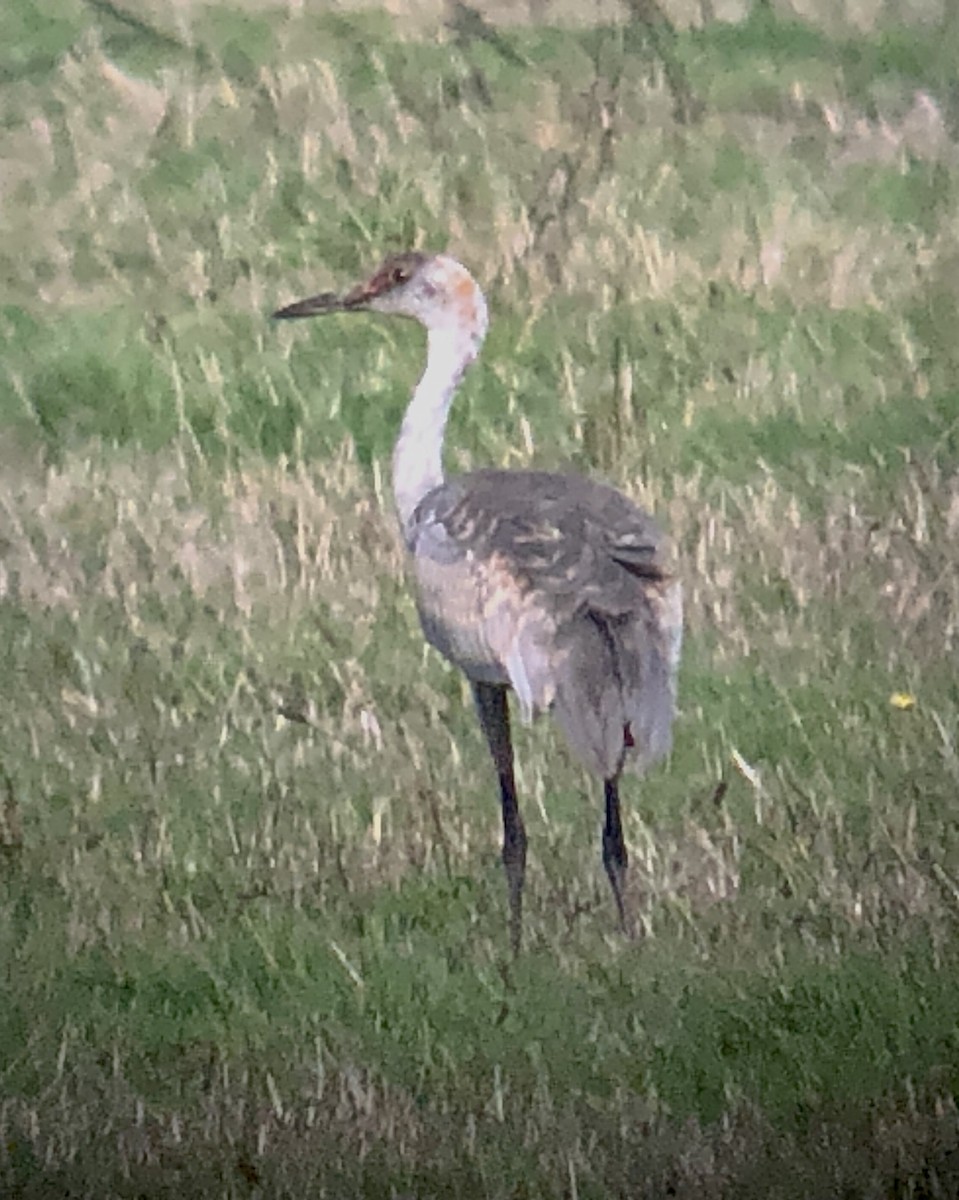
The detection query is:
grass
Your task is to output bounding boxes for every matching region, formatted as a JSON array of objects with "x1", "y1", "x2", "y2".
[{"x1": 2, "y1": 0, "x2": 959, "y2": 1196}]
